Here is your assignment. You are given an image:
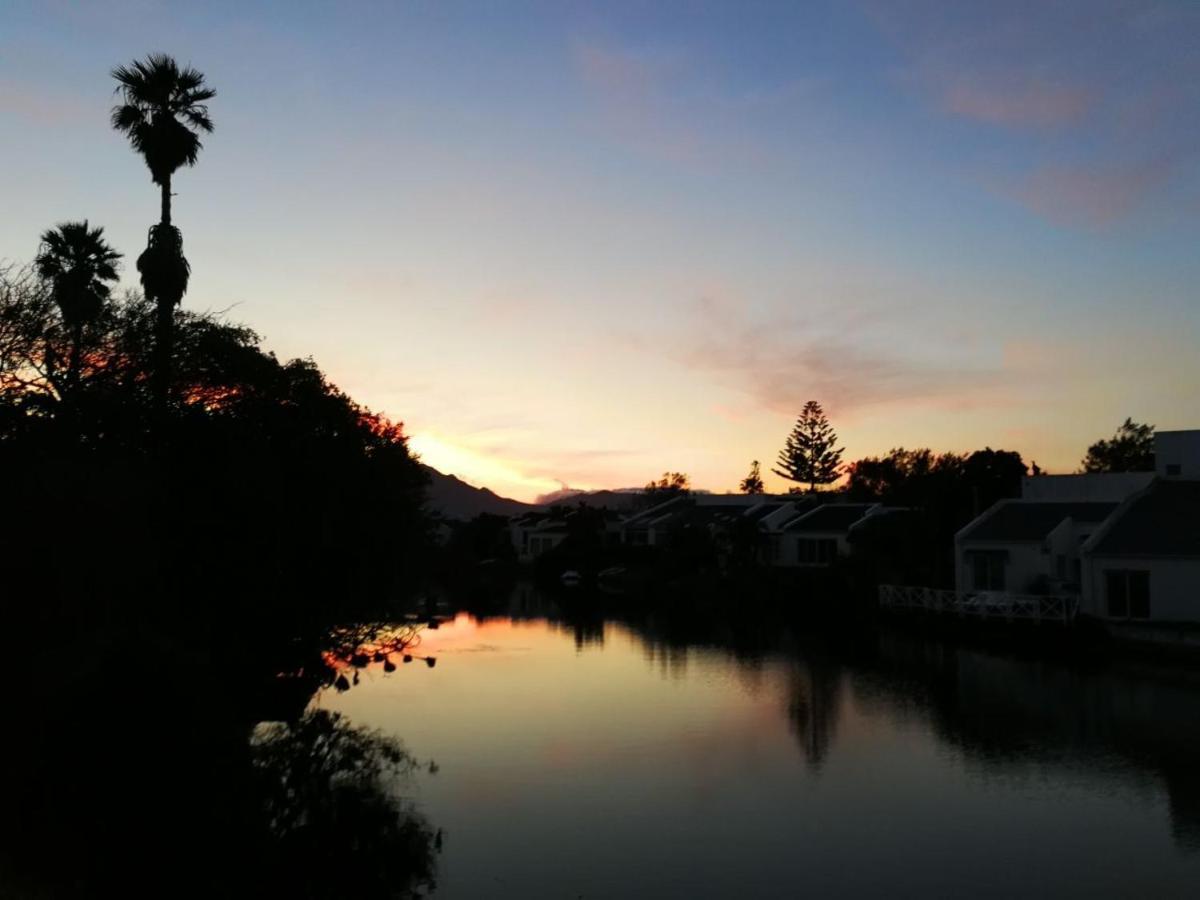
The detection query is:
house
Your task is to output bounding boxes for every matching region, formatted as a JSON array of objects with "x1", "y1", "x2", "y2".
[
  {"x1": 620, "y1": 494, "x2": 787, "y2": 548},
  {"x1": 1080, "y1": 478, "x2": 1200, "y2": 629},
  {"x1": 510, "y1": 506, "x2": 624, "y2": 562},
  {"x1": 950, "y1": 429, "x2": 1200, "y2": 611},
  {"x1": 509, "y1": 512, "x2": 569, "y2": 562},
  {"x1": 620, "y1": 495, "x2": 691, "y2": 547},
  {"x1": 1156, "y1": 430, "x2": 1200, "y2": 480},
  {"x1": 772, "y1": 503, "x2": 881, "y2": 567},
  {"x1": 954, "y1": 500, "x2": 1118, "y2": 595}
]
